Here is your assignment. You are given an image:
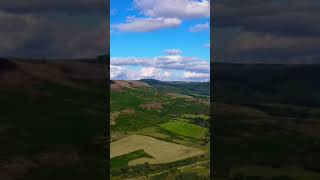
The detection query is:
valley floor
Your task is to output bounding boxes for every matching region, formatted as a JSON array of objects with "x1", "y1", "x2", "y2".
[{"x1": 110, "y1": 80, "x2": 210, "y2": 179}]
